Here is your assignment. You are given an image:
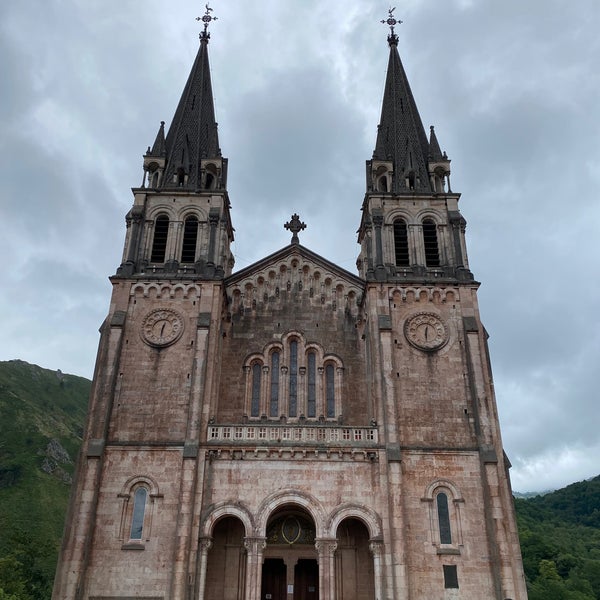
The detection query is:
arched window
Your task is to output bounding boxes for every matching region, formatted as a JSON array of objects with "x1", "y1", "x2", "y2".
[
  {"x1": 325, "y1": 364, "x2": 335, "y2": 418},
  {"x1": 150, "y1": 215, "x2": 169, "y2": 263},
  {"x1": 180, "y1": 216, "x2": 198, "y2": 263},
  {"x1": 307, "y1": 352, "x2": 316, "y2": 418},
  {"x1": 251, "y1": 363, "x2": 261, "y2": 418},
  {"x1": 130, "y1": 487, "x2": 148, "y2": 540},
  {"x1": 270, "y1": 351, "x2": 280, "y2": 417},
  {"x1": 393, "y1": 219, "x2": 409, "y2": 266},
  {"x1": 375, "y1": 165, "x2": 389, "y2": 192},
  {"x1": 423, "y1": 218, "x2": 440, "y2": 266},
  {"x1": 436, "y1": 492, "x2": 452, "y2": 544},
  {"x1": 204, "y1": 164, "x2": 217, "y2": 190},
  {"x1": 288, "y1": 340, "x2": 298, "y2": 417}
]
